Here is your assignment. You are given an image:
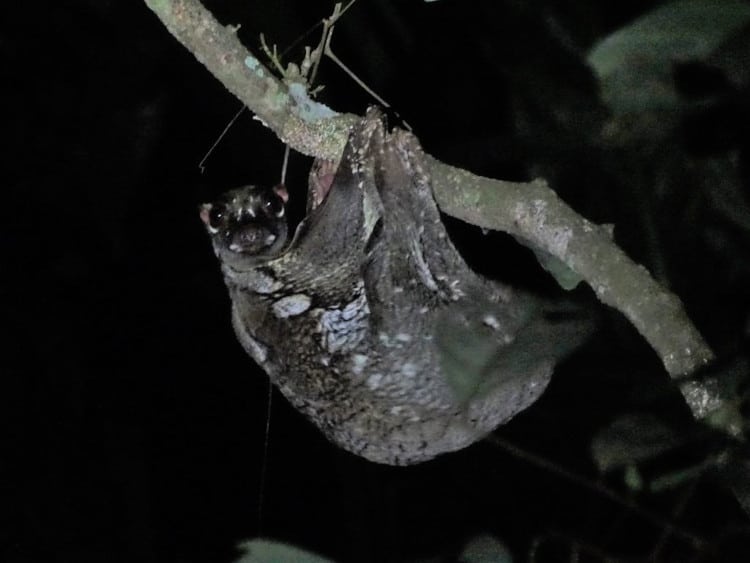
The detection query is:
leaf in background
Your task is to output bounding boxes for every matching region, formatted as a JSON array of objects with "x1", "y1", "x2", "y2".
[
  {"x1": 529, "y1": 247, "x2": 583, "y2": 290},
  {"x1": 234, "y1": 539, "x2": 334, "y2": 563},
  {"x1": 591, "y1": 413, "x2": 682, "y2": 472},
  {"x1": 624, "y1": 464, "x2": 644, "y2": 491},
  {"x1": 511, "y1": 235, "x2": 585, "y2": 290},
  {"x1": 649, "y1": 461, "x2": 712, "y2": 492},
  {"x1": 587, "y1": 0, "x2": 750, "y2": 115},
  {"x1": 437, "y1": 309, "x2": 510, "y2": 406},
  {"x1": 459, "y1": 533, "x2": 513, "y2": 563},
  {"x1": 436, "y1": 292, "x2": 592, "y2": 408},
  {"x1": 718, "y1": 449, "x2": 750, "y2": 515}
]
